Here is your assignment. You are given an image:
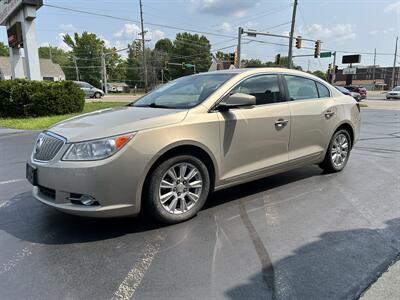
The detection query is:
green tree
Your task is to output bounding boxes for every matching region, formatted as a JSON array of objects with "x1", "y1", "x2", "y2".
[
  {"x1": 155, "y1": 38, "x2": 173, "y2": 55},
  {"x1": 63, "y1": 32, "x2": 104, "y2": 88},
  {"x1": 215, "y1": 51, "x2": 231, "y2": 60},
  {"x1": 105, "y1": 47, "x2": 126, "y2": 83},
  {"x1": 170, "y1": 32, "x2": 211, "y2": 78},
  {"x1": 0, "y1": 42, "x2": 9, "y2": 56},
  {"x1": 126, "y1": 42, "x2": 141, "y2": 88},
  {"x1": 312, "y1": 70, "x2": 328, "y2": 81}
]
